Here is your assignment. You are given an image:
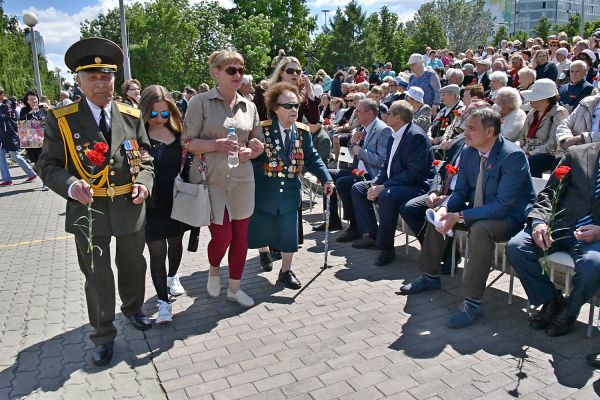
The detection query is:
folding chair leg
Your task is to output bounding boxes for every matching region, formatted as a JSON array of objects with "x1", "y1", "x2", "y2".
[
  {"x1": 508, "y1": 266, "x2": 514, "y2": 305},
  {"x1": 588, "y1": 295, "x2": 596, "y2": 338},
  {"x1": 451, "y1": 238, "x2": 457, "y2": 278}
]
